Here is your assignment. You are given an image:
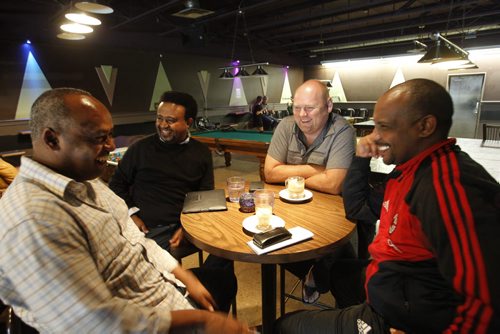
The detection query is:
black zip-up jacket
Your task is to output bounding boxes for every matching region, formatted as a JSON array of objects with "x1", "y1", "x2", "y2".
[{"x1": 366, "y1": 139, "x2": 500, "y2": 333}]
